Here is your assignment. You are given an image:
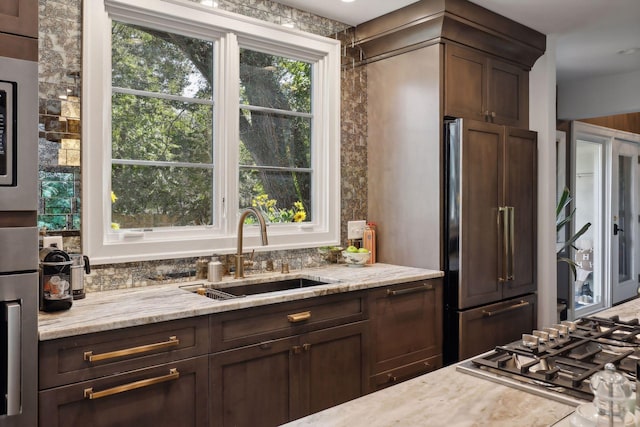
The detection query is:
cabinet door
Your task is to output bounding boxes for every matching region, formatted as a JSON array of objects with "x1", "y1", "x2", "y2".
[
  {"x1": 445, "y1": 44, "x2": 487, "y2": 122},
  {"x1": 38, "y1": 356, "x2": 209, "y2": 427},
  {"x1": 0, "y1": 0, "x2": 37, "y2": 38},
  {"x1": 369, "y1": 280, "x2": 442, "y2": 375},
  {"x1": 300, "y1": 322, "x2": 367, "y2": 418},
  {"x1": 488, "y1": 59, "x2": 528, "y2": 128},
  {"x1": 210, "y1": 336, "x2": 297, "y2": 427},
  {"x1": 503, "y1": 127, "x2": 537, "y2": 298},
  {"x1": 445, "y1": 44, "x2": 528, "y2": 128},
  {"x1": 459, "y1": 120, "x2": 505, "y2": 308}
]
